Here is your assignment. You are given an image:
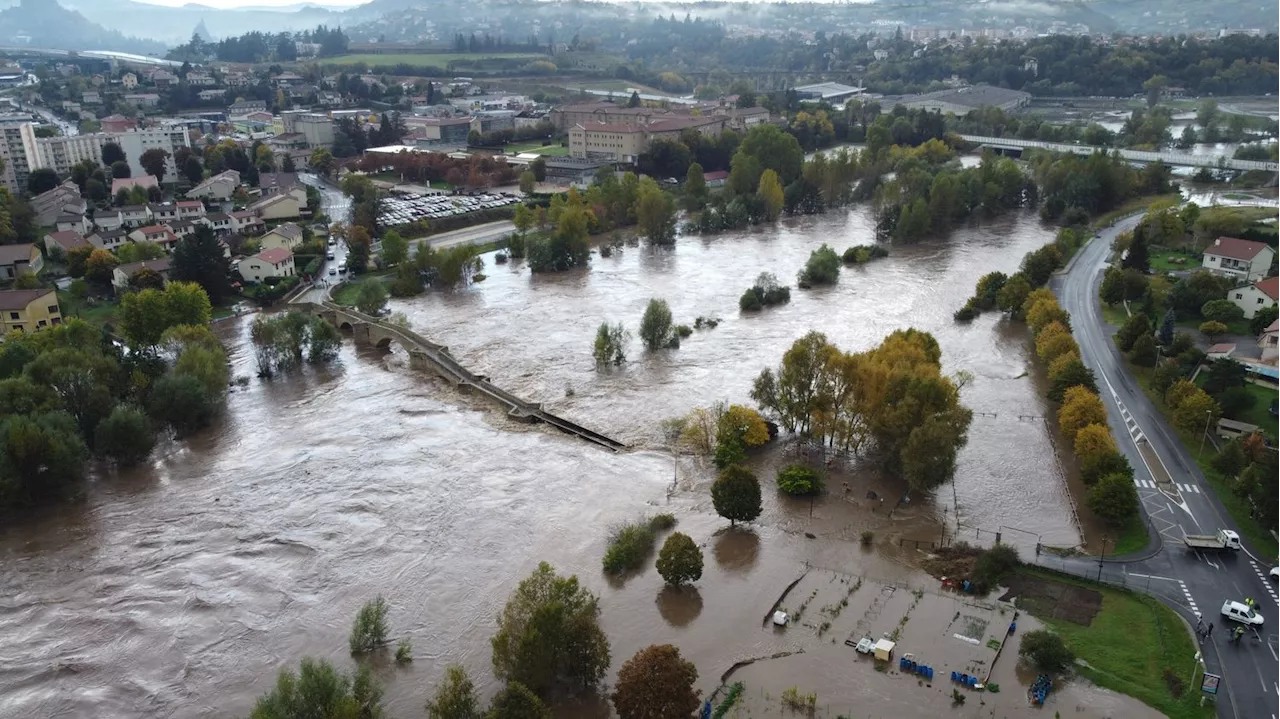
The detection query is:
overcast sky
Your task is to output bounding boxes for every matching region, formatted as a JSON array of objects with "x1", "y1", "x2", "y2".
[{"x1": 131, "y1": 0, "x2": 368, "y2": 8}]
